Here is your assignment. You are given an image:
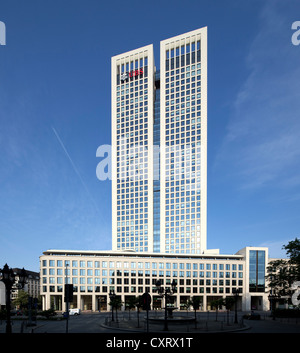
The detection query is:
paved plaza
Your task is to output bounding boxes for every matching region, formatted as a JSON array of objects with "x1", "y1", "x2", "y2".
[{"x1": 1, "y1": 311, "x2": 299, "y2": 334}]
